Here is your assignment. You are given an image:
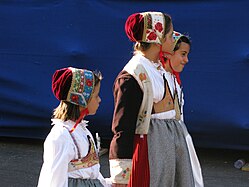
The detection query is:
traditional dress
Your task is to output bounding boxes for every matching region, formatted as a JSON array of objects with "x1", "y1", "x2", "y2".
[
  {"x1": 109, "y1": 54, "x2": 203, "y2": 187},
  {"x1": 37, "y1": 119, "x2": 109, "y2": 187}
]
